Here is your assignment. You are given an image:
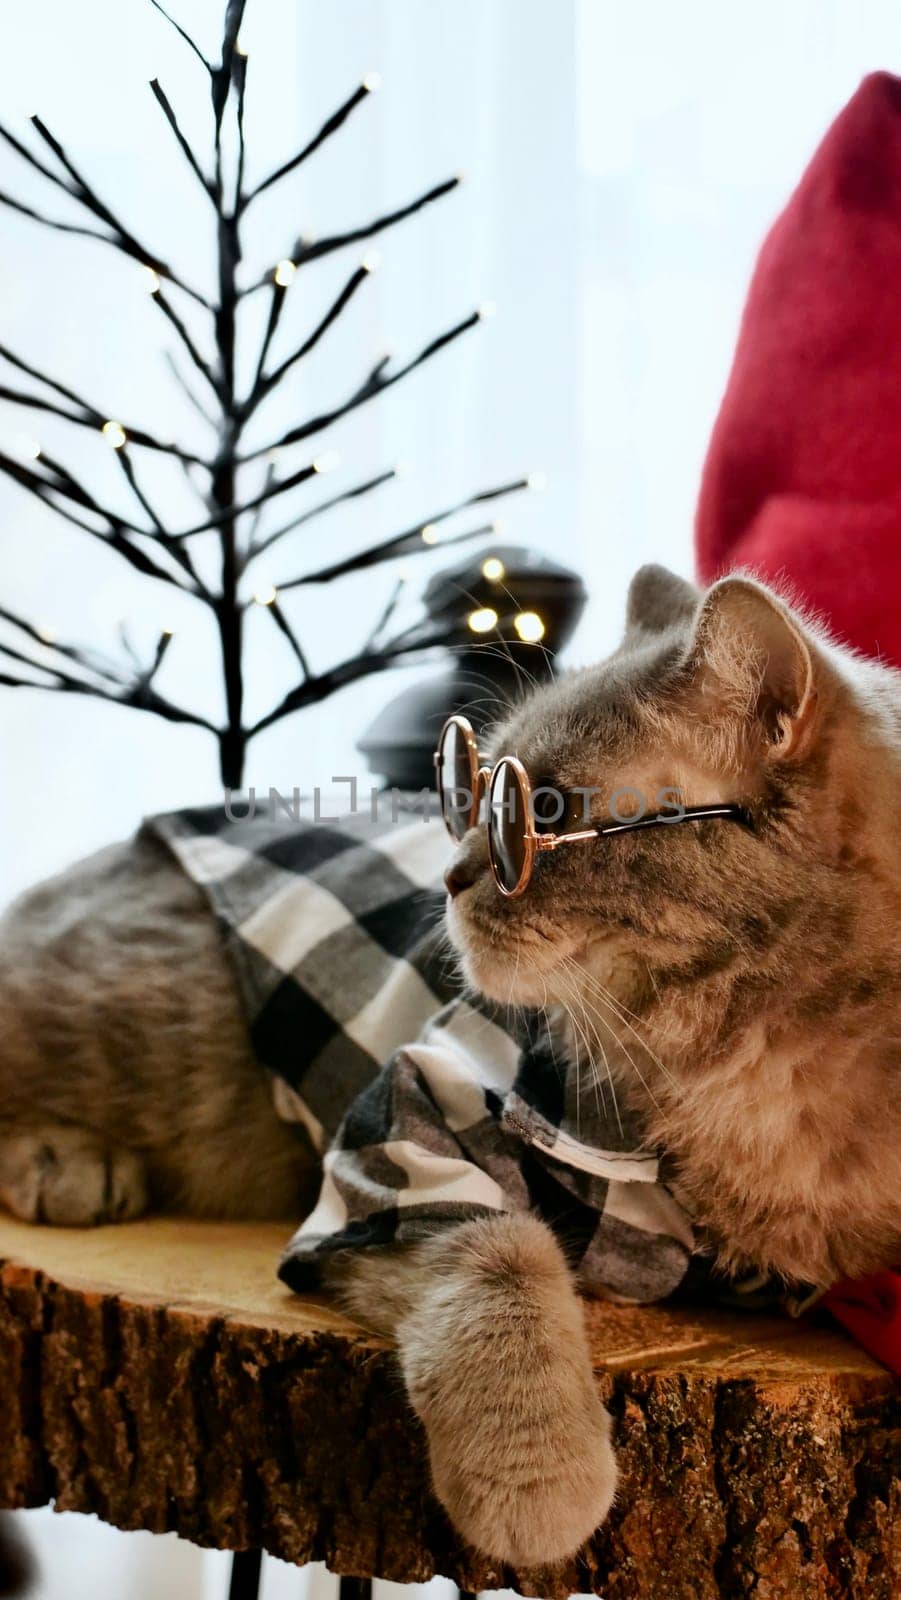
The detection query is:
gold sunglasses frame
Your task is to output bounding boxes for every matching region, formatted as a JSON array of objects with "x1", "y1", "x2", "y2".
[
  {"x1": 434, "y1": 713, "x2": 750, "y2": 899},
  {"x1": 434, "y1": 714, "x2": 617, "y2": 898}
]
